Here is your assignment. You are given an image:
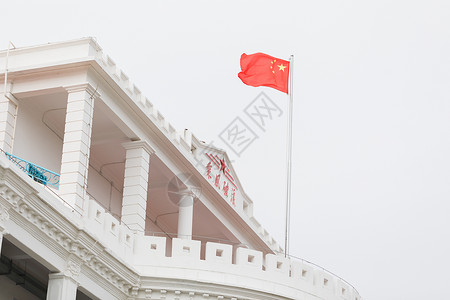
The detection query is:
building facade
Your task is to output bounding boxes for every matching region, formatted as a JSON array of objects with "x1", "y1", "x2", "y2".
[{"x1": 0, "y1": 38, "x2": 361, "y2": 300}]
